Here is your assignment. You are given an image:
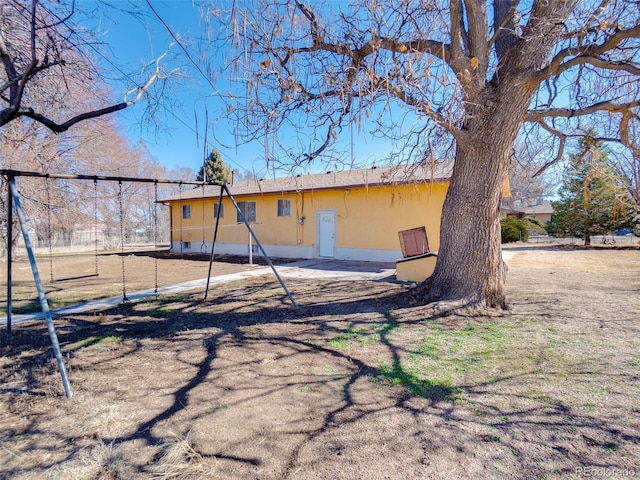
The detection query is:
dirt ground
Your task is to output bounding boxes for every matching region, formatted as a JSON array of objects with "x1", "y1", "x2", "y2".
[
  {"x1": 0, "y1": 245, "x2": 639, "y2": 479},
  {"x1": 0, "y1": 249, "x2": 275, "y2": 313}
]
